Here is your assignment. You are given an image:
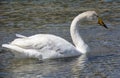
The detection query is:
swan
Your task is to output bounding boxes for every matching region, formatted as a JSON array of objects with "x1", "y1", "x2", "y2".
[{"x1": 2, "y1": 11, "x2": 108, "y2": 60}]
